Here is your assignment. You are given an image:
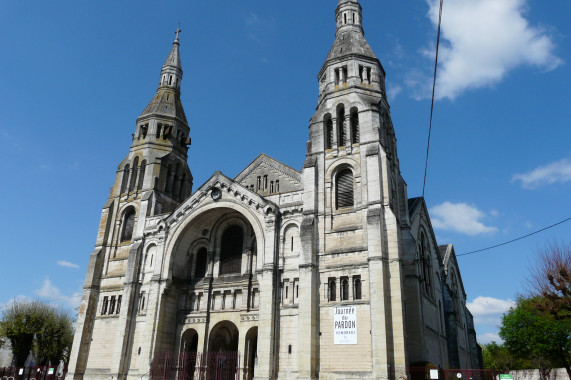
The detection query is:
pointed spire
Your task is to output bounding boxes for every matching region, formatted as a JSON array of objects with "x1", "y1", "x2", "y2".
[
  {"x1": 138, "y1": 30, "x2": 188, "y2": 123},
  {"x1": 163, "y1": 28, "x2": 182, "y2": 70}
]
